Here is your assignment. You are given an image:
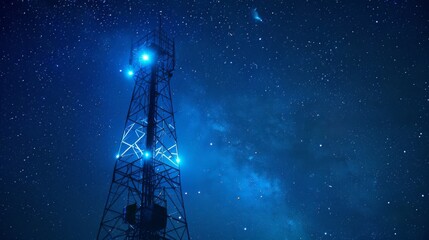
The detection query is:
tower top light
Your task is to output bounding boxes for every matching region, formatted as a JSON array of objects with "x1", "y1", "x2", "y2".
[{"x1": 142, "y1": 53, "x2": 150, "y2": 62}]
